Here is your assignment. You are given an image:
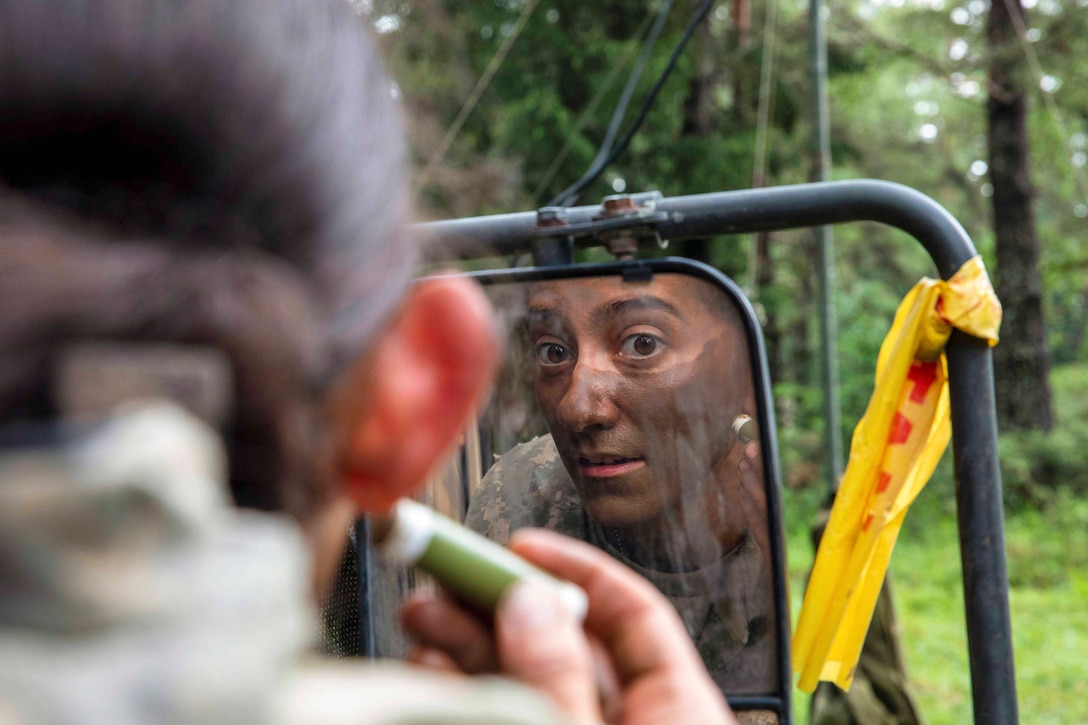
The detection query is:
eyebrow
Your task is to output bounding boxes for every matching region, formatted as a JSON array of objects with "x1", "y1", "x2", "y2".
[
  {"x1": 590, "y1": 295, "x2": 684, "y2": 326},
  {"x1": 527, "y1": 306, "x2": 563, "y2": 327},
  {"x1": 527, "y1": 294, "x2": 685, "y2": 332}
]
